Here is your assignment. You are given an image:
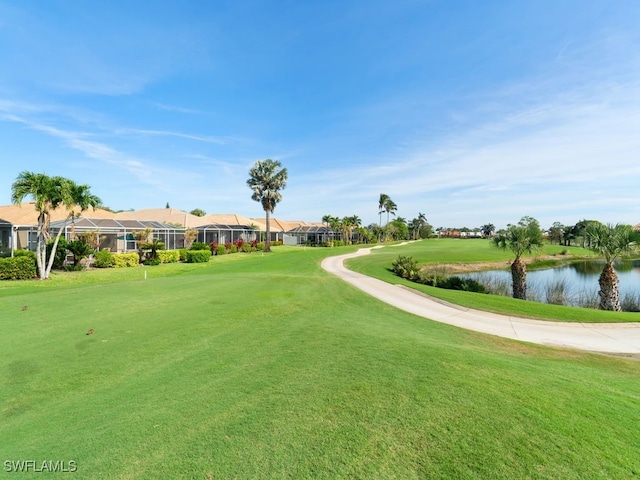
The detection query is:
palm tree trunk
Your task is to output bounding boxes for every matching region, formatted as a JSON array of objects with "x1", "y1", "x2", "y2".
[
  {"x1": 511, "y1": 257, "x2": 527, "y2": 300},
  {"x1": 598, "y1": 262, "x2": 621, "y2": 311},
  {"x1": 264, "y1": 208, "x2": 272, "y2": 252}
]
